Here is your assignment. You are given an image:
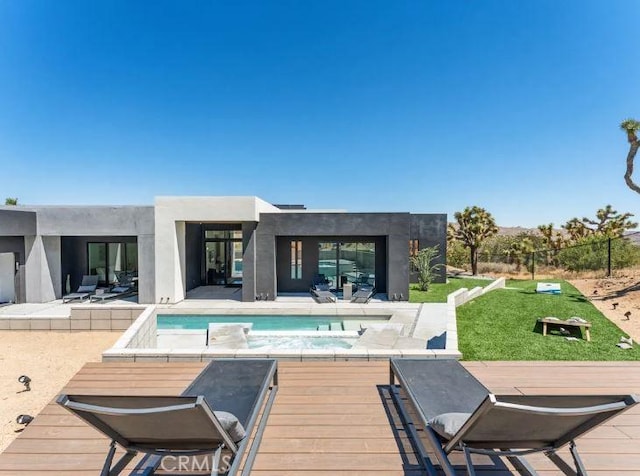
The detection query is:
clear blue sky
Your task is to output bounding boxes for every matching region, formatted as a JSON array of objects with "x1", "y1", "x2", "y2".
[{"x1": 1, "y1": 0, "x2": 639, "y2": 227}]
